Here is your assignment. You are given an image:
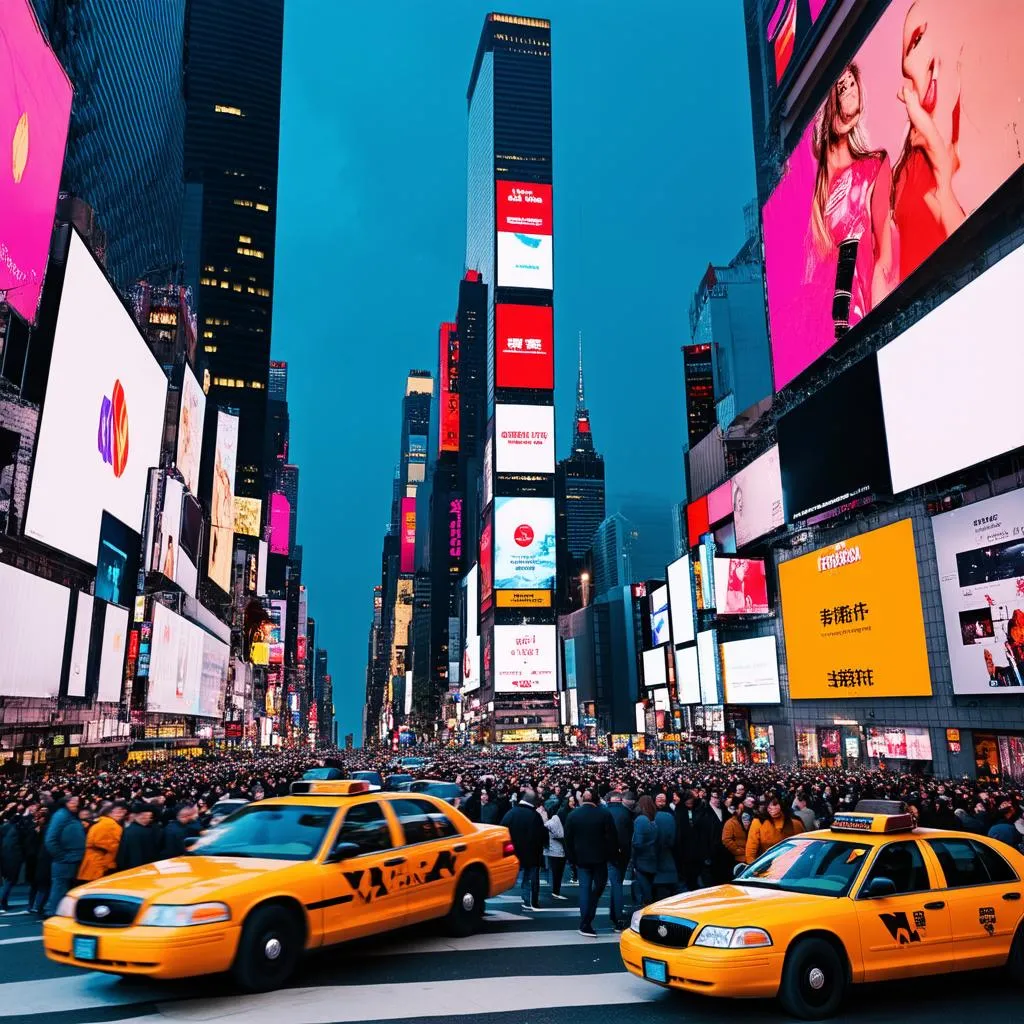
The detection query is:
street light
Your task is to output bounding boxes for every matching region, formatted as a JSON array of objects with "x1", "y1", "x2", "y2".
[{"x1": 581, "y1": 571, "x2": 591, "y2": 608}]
